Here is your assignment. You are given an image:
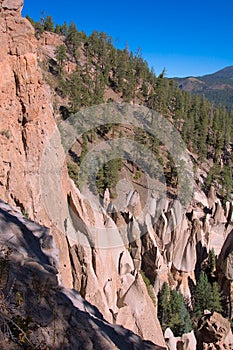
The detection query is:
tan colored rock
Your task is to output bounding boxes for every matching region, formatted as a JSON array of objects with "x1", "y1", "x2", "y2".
[
  {"x1": 121, "y1": 274, "x2": 165, "y2": 346},
  {"x1": 0, "y1": 0, "x2": 73, "y2": 287},
  {"x1": 180, "y1": 331, "x2": 197, "y2": 350},
  {"x1": 165, "y1": 328, "x2": 196, "y2": 350},
  {"x1": 164, "y1": 328, "x2": 177, "y2": 350},
  {"x1": 2, "y1": 0, "x2": 23, "y2": 11},
  {"x1": 67, "y1": 186, "x2": 165, "y2": 345},
  {"x1": 119, "y1": 250, "x2": 135, "y2": 275},
  {"x1": 218, "y1": 231, "x2": 233, "y2": 281},
  {"x1": 217, "y1": 231, "x2": 233, "y2": 318},
  {"x1": 197, "y1": 312, "x2": 233, "y2": 349},
  {"x1": 213, "y1": 199, "x2": 226, "y2": 224},
  {"x1": 127, "y1": 189, "x2": 142, "y2": 217},
  {"x1": 208, "y1": 185, "x2": 217, "y2": 213},
  {"x1": 38, "y1": 31, "x2": 64, "y2": 61}
]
